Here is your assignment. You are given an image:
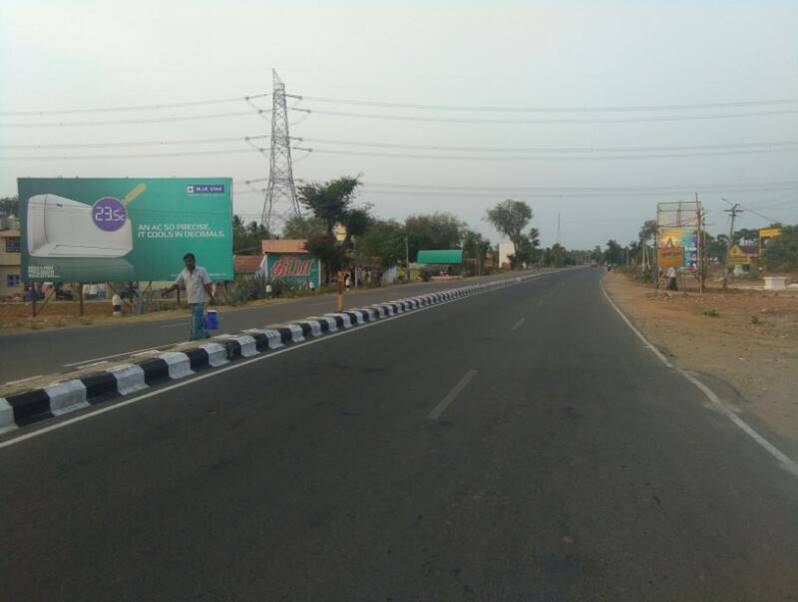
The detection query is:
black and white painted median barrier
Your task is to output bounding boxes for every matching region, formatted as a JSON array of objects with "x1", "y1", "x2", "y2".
[{"x1": 0, "y1": 272, "x2": 546, "y2": 435}]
